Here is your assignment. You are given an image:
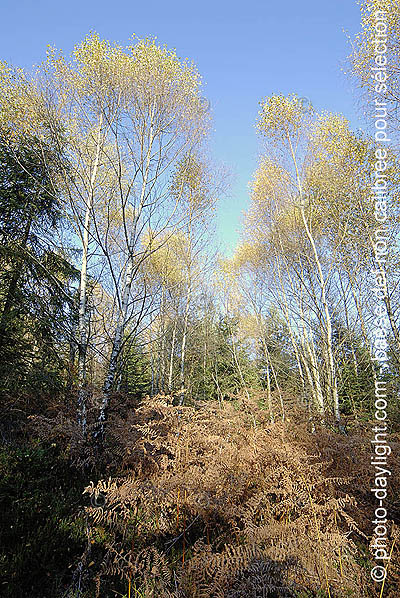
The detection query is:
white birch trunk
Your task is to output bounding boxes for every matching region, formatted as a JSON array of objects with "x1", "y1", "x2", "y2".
[
  {"x1": 96, "y1": 106, "x2": 155, "y2": 441},
  {"x1": 77, "y1": 115, "x2": 103, "y2": 436}
]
